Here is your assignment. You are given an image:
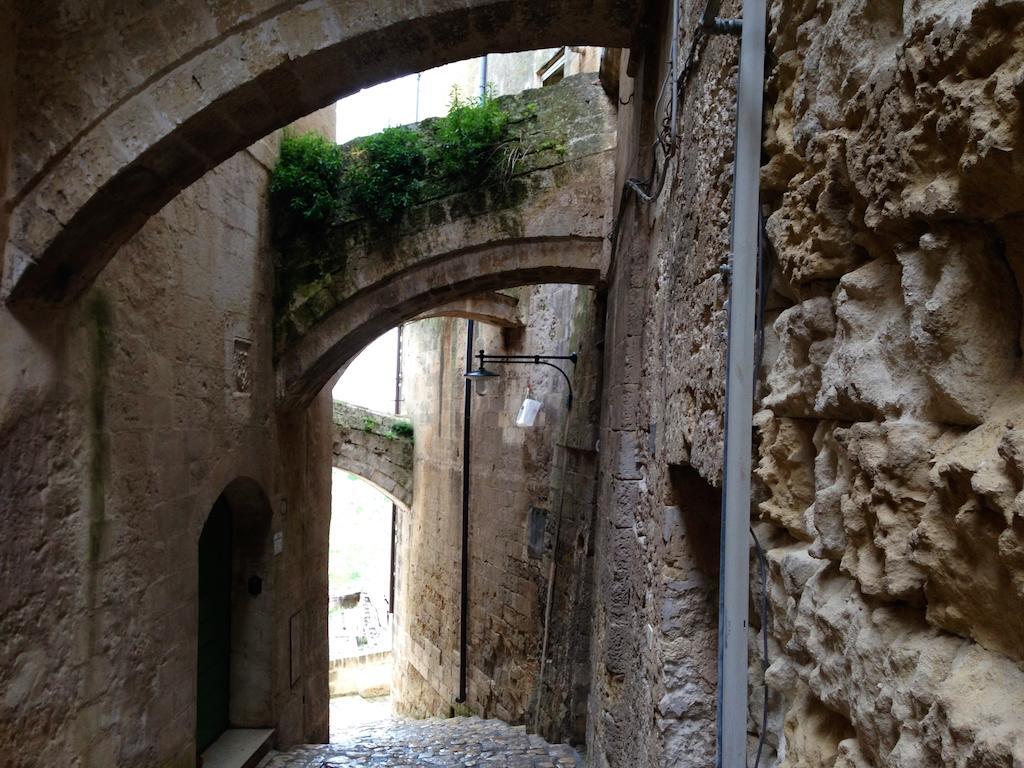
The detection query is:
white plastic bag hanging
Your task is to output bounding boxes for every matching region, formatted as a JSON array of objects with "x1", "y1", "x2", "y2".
[{"x1": 515, "y1": 397, "x2": 542, "y2": 427}]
